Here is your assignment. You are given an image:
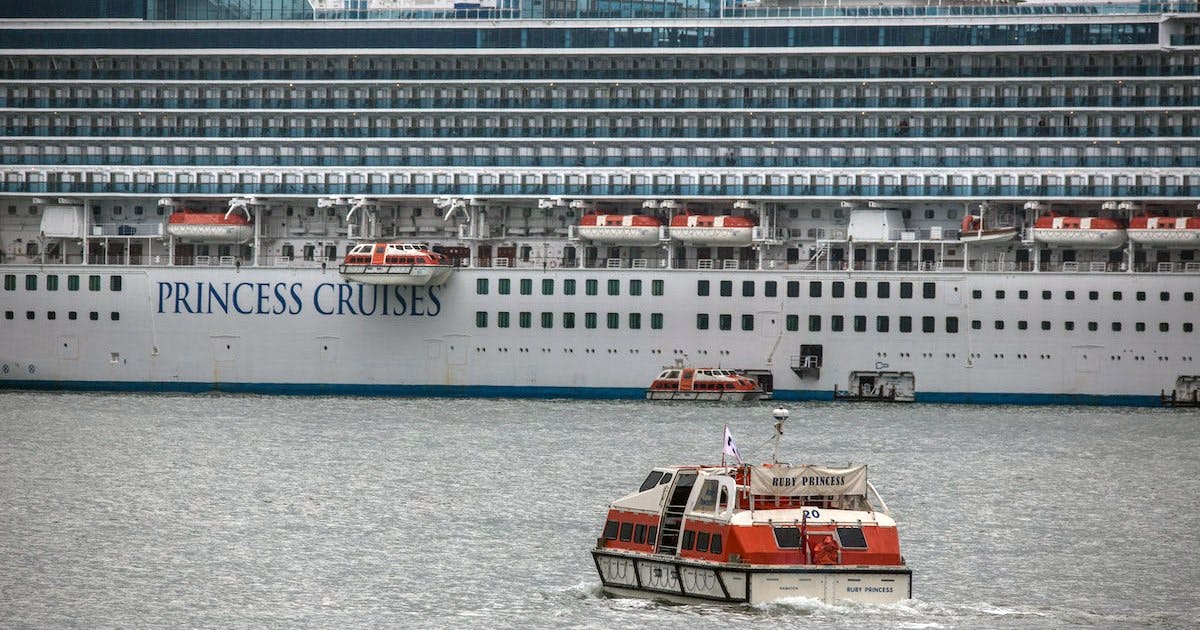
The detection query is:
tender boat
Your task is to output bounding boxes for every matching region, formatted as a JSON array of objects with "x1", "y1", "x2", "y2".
[
  {"x1": 646, "y1": 366, "x2": 766, "y2": 401},
  {"x1": 1031, "y1": 213, "x2": 1127, "y2": 248},
  {"x1": 593, "y1": 408, "x2": 912, "y2": 605},
  {"x1": 165, "y1": 209, "x2": 253, "y2": 243},
  {"x1": 958, "y1": 214, "x2": 1019, "y2": 244},
  {"x1": 669, "y1": 212, "x2": 756, "y2": 246},
  {"x1": 577, "y1": 213, "x2": 663, "y2": 244},
  {"x1": 1126, "y1": 216, "x2": 1200, "y2": 247},
  {"x1": 338, "y1": 242, "x2": 454, "y2": 286}
]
